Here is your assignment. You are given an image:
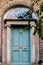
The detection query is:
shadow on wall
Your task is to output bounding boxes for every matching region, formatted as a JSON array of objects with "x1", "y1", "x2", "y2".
[{"x1": 38, "y1": 60, "x2": 43, "y2": 65}]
